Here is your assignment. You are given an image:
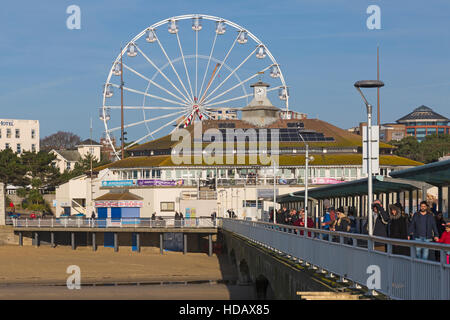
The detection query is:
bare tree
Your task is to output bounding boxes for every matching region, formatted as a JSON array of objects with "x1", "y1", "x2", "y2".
[{"x1": 40, "y1": 131, "x2": 82, "y2": 151}]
